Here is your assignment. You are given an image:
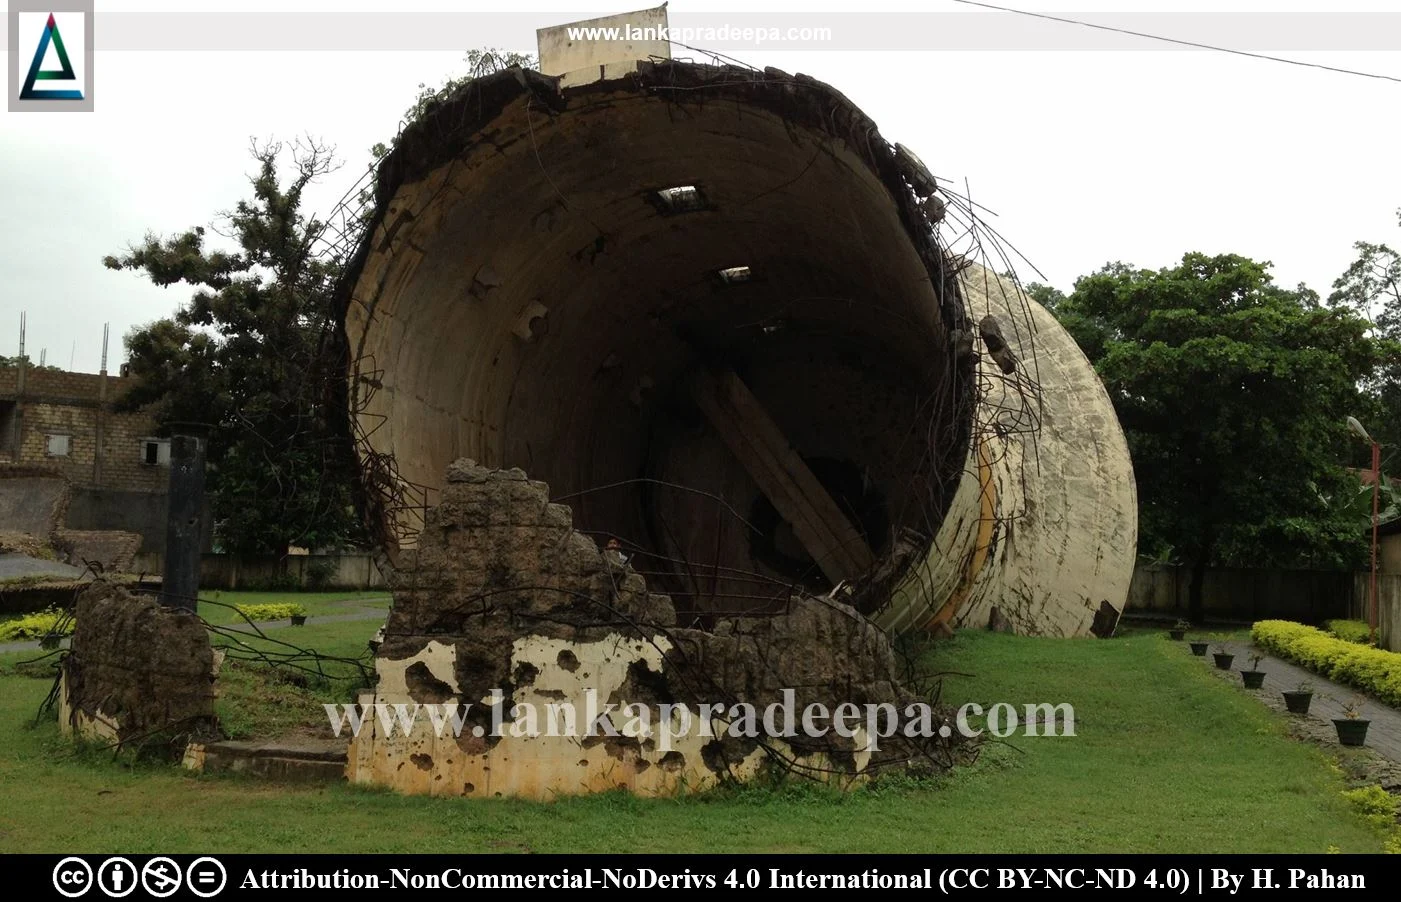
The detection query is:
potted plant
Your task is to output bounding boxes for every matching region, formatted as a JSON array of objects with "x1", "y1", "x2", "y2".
[
  {"x1": 1282, "y1": 681, "x2": 1314, "y2": 715},
  {"x1": 1169, "y1": 619, "x2": 1190, "y2": 641},
  {"x1": 1212, "y1": 645, "x2": 1235, "y2": 671},
  {"x1": 1333, "y1": 700, "x2": 1371, "y2": 747},
  {"x1": 1240, "y1": 653, "x2": 1266, "y2": 689},
  {"x1": 289, "y1": 604, "x2": 309, "y2": 627},
  {"x1": 1189, "y1": 638, "x2": 1210, "y2": 656}
]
